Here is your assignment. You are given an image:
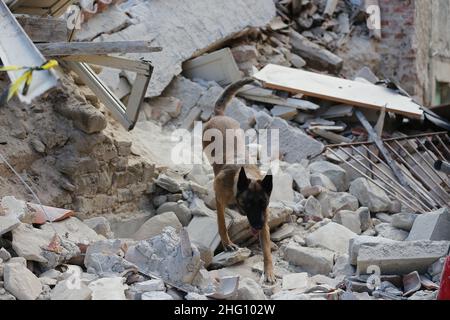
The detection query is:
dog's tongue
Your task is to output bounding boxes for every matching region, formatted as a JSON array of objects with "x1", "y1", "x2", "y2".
[{"x1": 250, "y1": 227, "x2": 260, "y2": 236}]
